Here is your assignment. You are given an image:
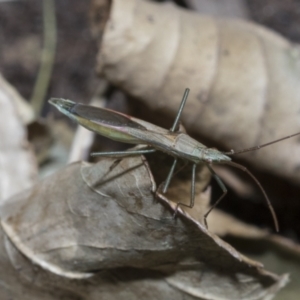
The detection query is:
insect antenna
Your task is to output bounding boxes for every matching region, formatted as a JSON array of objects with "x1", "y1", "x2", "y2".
[
  {"x1": 222, "y1": 160, "x2": 279, "y2": 232},
  {"x1": 223, "y1": 132, "x2": 300, "y2": 156}
]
